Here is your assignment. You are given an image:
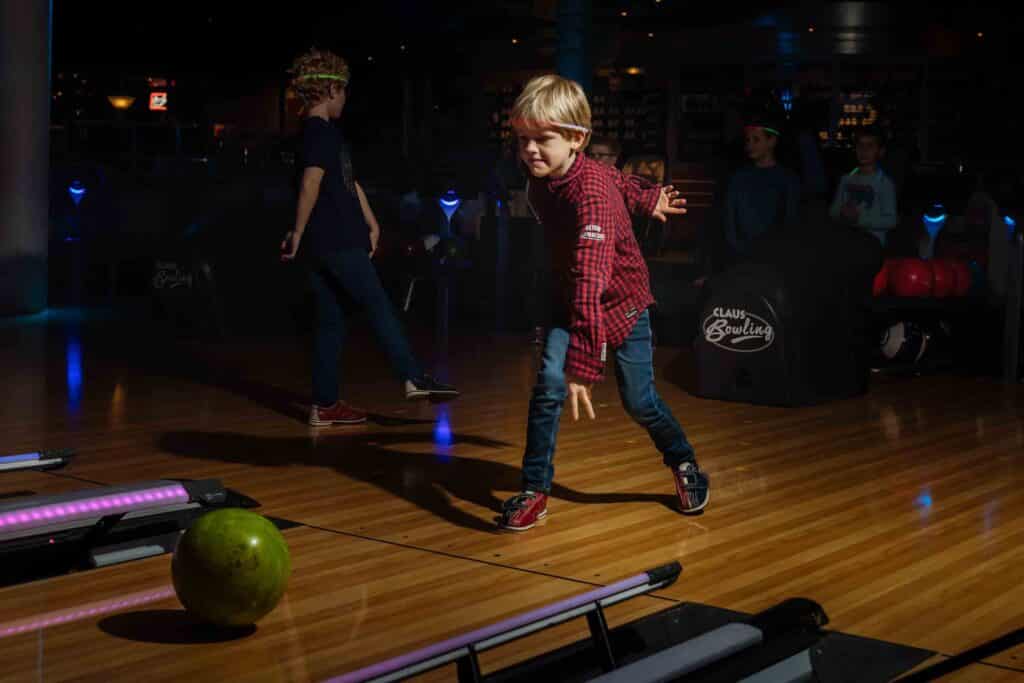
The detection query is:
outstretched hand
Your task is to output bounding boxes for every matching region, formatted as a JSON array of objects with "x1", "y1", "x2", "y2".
[{"x1": 652, "y1": 185, "x2": 687, "y2": 223}]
